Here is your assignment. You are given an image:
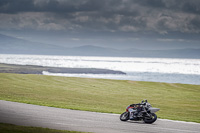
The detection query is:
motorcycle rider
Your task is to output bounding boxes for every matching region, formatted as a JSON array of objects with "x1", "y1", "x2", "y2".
[
  {"x1": 127, "y1": 100, "x2": 147, "y2": 120},
  {"x1": 127, "y1": 104, "x2": 137, "y2": 120}
]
